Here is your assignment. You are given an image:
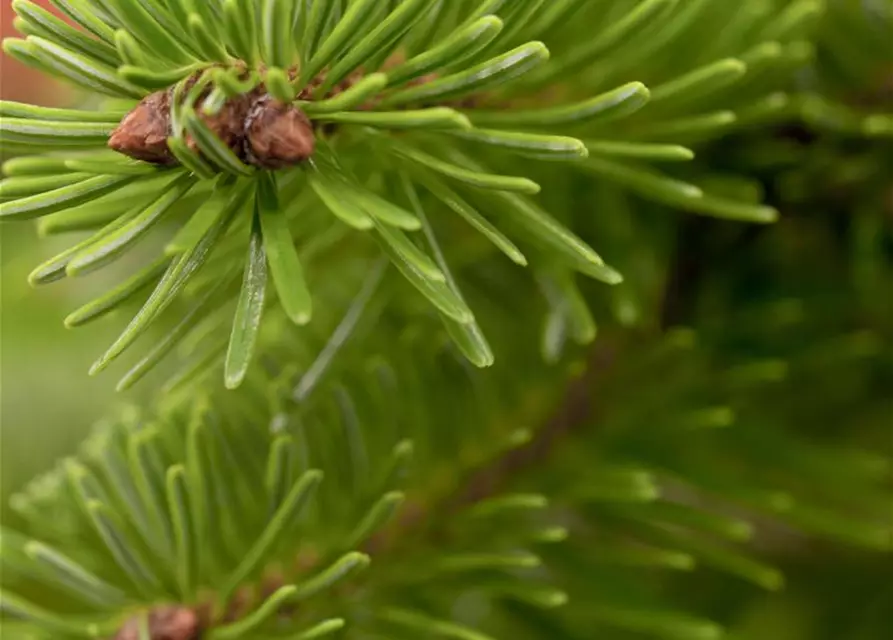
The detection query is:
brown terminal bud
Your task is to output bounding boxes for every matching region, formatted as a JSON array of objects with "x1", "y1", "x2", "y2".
[
  {"x1": 184, "y1": 92, "x2": 253, "y2": 160},
  {"x1": 244, "y1": 96, "x2": 316, "y2": 170},
  {"x1": 108, "y1": 91, "x2": 176, "y2": 165},
  {"x1": 114, "y1": 606, "x2": 201, "y2": 640}
]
